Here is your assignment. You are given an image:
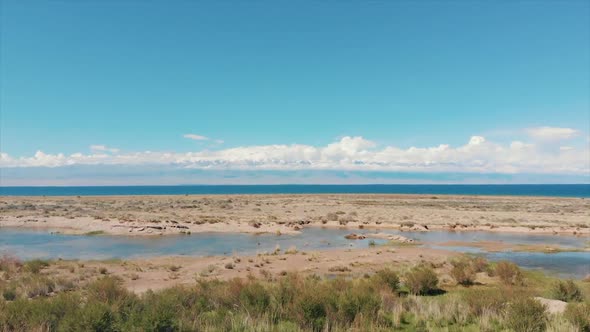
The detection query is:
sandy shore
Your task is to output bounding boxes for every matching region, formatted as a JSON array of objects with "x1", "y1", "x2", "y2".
[
  {"x1": 1, "y1": 194, "x2": 589, "y2": 236},
  {"x1": 35, "y1": 245, "x2": 458, "y2": 293}
]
